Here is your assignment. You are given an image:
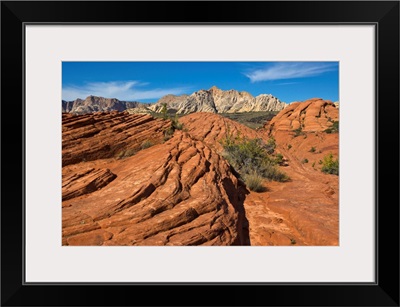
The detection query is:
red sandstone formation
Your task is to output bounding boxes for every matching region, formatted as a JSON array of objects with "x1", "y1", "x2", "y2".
[
  {"x1": 265, "y1": 98, "x2": 339, "y2": 133},
  {"x1": 179, "y1": 112, "x2": 261, "y2": 151},
  {"x1": 62, "y1": 112, "x2": 249, "y2": 246},
  {"x1": 62, "y1": 100, "x2": 339, "y2": 246},
  {"x1": 246, "y1": 98, "x2": 339, "y2": 246},
  {"x1": 62, "y1": 111, "x2": 171, "y2": 166}
]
